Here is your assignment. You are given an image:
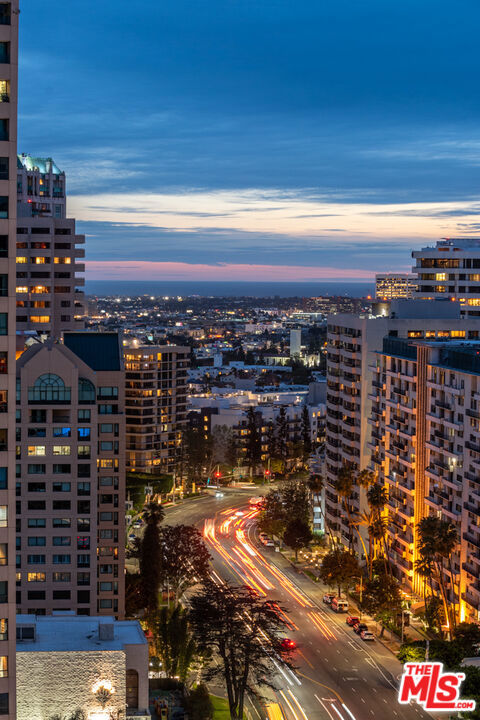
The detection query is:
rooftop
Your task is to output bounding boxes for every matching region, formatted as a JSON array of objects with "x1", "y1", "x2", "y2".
[
  {"x1": 63, "y1": 331, "x2": 122, "y2": 371},
  {"x1": 16, "y1": 614, "x2": 147, "y2": 653},
  {"x1": 17, "y1": 153, "x2": 63, "y2": 175}
]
